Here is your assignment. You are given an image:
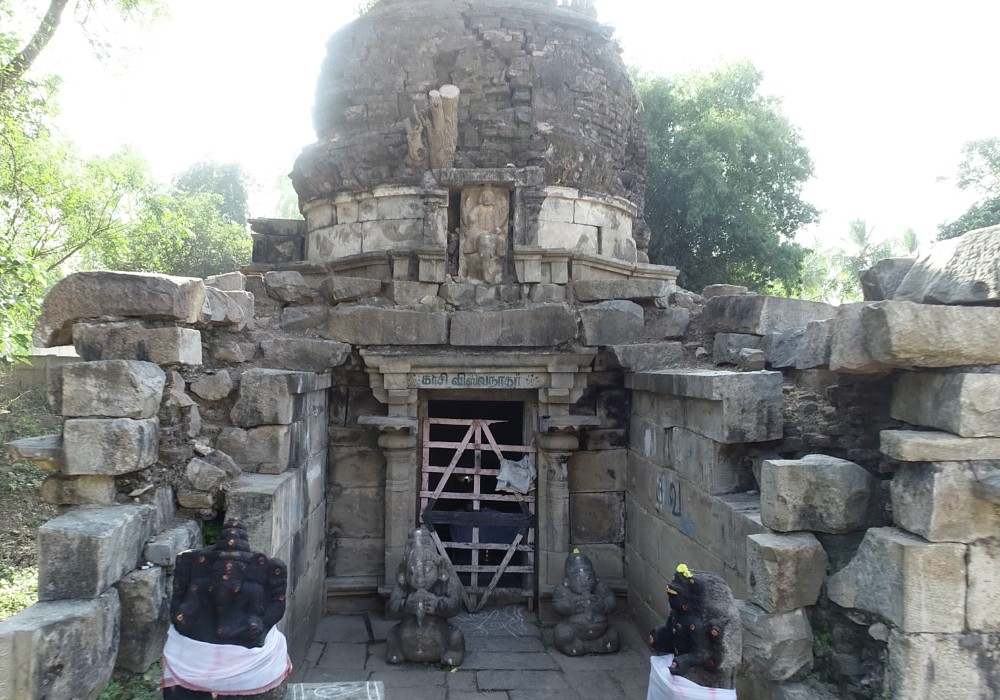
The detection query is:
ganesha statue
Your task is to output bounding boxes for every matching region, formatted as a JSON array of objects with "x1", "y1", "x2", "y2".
[{"x1": 552, "y1": 548, "x2": 620, "y2": 656}]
